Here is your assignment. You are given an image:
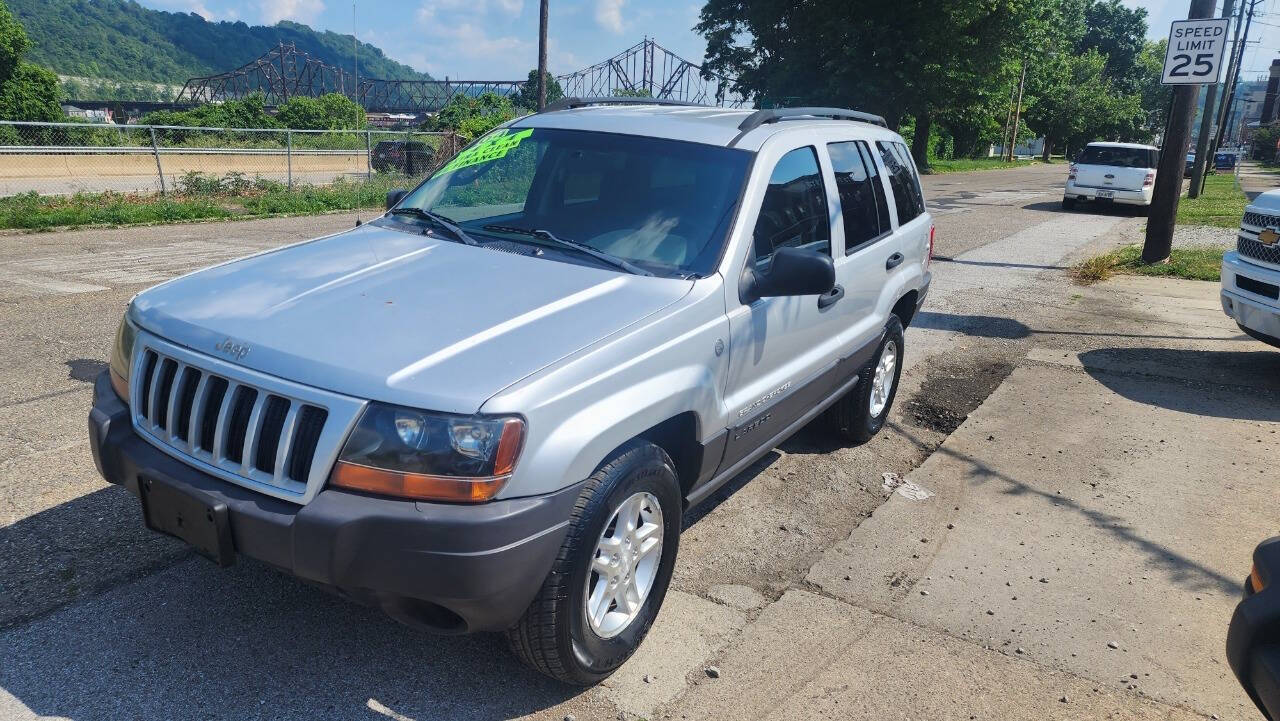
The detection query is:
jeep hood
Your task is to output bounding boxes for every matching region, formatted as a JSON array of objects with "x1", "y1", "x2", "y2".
[{"x1": 130, "y1": 224, "x2": 693, "y2": 413}]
